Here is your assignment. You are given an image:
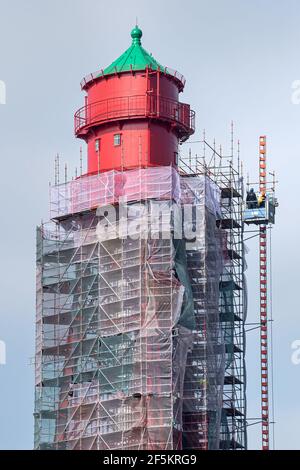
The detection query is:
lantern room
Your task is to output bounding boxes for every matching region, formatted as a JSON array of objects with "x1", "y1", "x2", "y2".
[{"x1": 74, "y1": 27, "x2": 195, "y2": 174}]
